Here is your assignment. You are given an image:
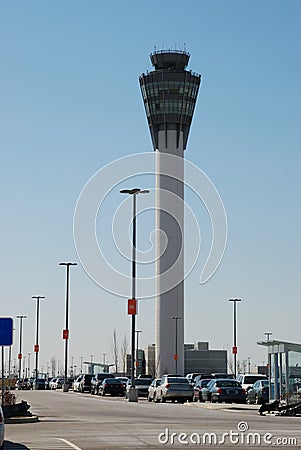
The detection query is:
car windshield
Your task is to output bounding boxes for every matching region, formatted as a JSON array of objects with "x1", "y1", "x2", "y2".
[
  {"x1": 216, "y1": 381, "x2": 240, "y2": 387},
  {"x1": 134, "y1": 379, "x2": 152, "y2": 385},
  {"x1": 244, "y1": 376, "x2": 265, "y2": 384},
  {"x1": 104, "y1": 379, "x2": 121, "y2": 384},
  {"x1": 168, "y1": 378, "x2": 189, "y2": 384}
]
